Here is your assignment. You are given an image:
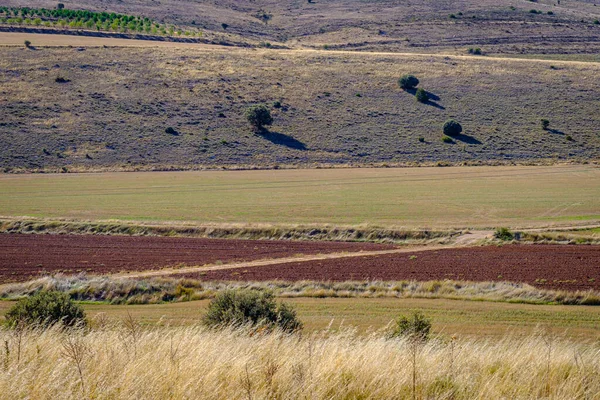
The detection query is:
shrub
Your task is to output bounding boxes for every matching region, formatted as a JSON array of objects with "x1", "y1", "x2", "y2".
[
  {"x1": 441, "y1": 135, "x2": 454, "y2": 143},
  {"x1": 398, "y1": 74, "x2": 419, "y2": 90},
  {"x1": 540, "y1": 118, "x2": 550, "y2": 130},
  {"x1": 24, "y1": 40, "x2": 31, "y2": 48},
  {"x1": 5, "y1": 291, "x2": 86, "y2": 328},
  {"x1": 415, "y1": 88, "x2": 429, "y2": 103},
  {"x1": 221, "y1": 23, "x2": 229, "y2": 30},
  {"x1": 594, "y1": 20, "x2": 600, "y2": 25},
  {"x1": 202, "y1": 290, "x2": 302, "y2": 332},
  {"x1": 55, "y1": 74, "x2": 69, "y2": 83},
  {"x1": 273, "y1": 100, "x2": 282, "y2": 108},
  {"x1": 443, "y1": 119, "x2": 462, "y2": 136},
  {"x1": 245, "y1": 105, "x2": 273, "y2": 131},
  {"x1": 165, "y1": 127, "x2": 178, "y2": 135},
  {"x1": 418, "y1": 137, "x2": 425, "y2": 143},
  {"x1": 389, "y1": 311, "x2": 431, "y2": 341},
  {"x1": 468, "y1": 47, "x2": 482, "y2": 55},
  {"x1": 57, "y1": 3, "x2": 65, "y2": 10},
  {"x1": 494, "y1": 227, "x2": 514, "y2": 241}
]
